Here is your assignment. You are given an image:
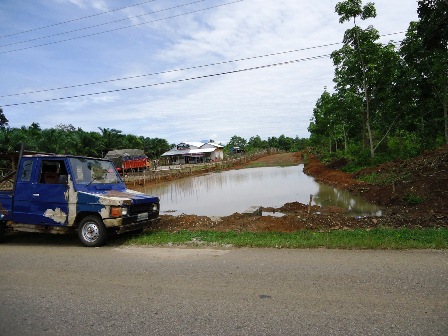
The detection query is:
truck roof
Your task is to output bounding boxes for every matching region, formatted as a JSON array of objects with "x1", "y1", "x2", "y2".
[{"x1": 22, "y1": 154, "x2": 107, "y2": 160}]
